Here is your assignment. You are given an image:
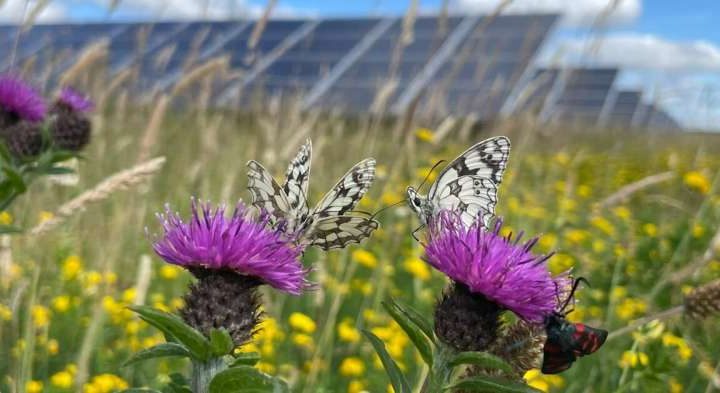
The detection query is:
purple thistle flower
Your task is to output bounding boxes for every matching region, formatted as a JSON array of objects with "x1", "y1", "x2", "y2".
[
  {"x1": 0, "y1": 74, "x2": 46, "y2": 123},
  {"x1": 58, "y1": 87, "x2": 94, "y2": 113},
  {"x1": 425, "y1": 210, "x2": 568, "y2": 323},
  {"x1": 152, "y1": 199, "x2": 308, "y2": 295}
]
